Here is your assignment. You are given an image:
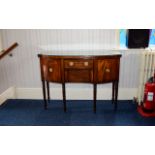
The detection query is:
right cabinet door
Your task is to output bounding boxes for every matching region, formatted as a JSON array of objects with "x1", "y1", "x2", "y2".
[{"x1": 95, "y1": 58, "x2": 120, "y2": 83}]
